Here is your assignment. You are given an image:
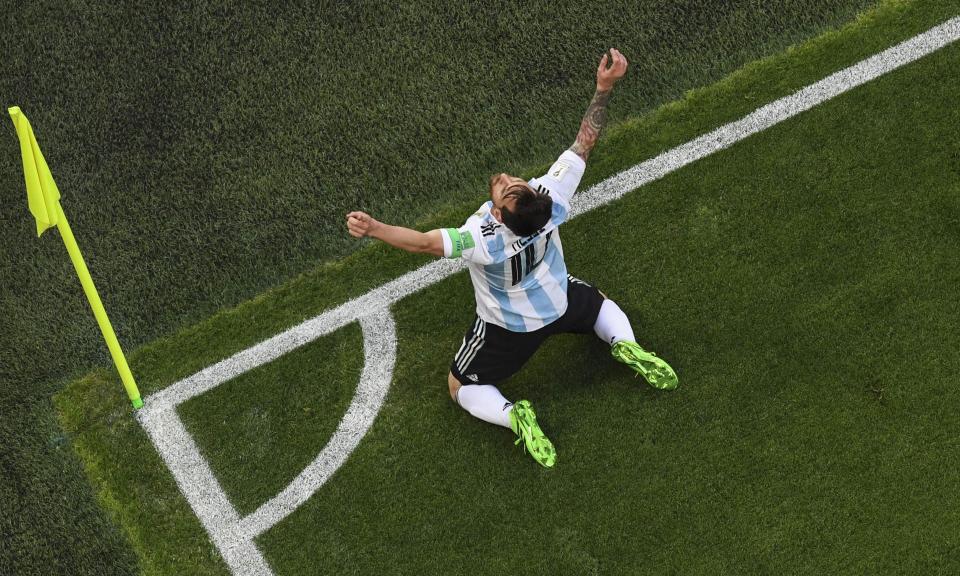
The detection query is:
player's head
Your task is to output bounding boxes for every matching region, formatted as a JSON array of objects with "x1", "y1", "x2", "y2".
[{"x1": 489, "y1": 173, "x2": 552, "y2": 237}]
